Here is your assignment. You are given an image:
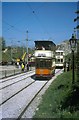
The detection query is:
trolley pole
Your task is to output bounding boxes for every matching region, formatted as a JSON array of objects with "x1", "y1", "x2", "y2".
[{"x1": 26, "y1": 30, "x2": 28, "y2": 65}]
